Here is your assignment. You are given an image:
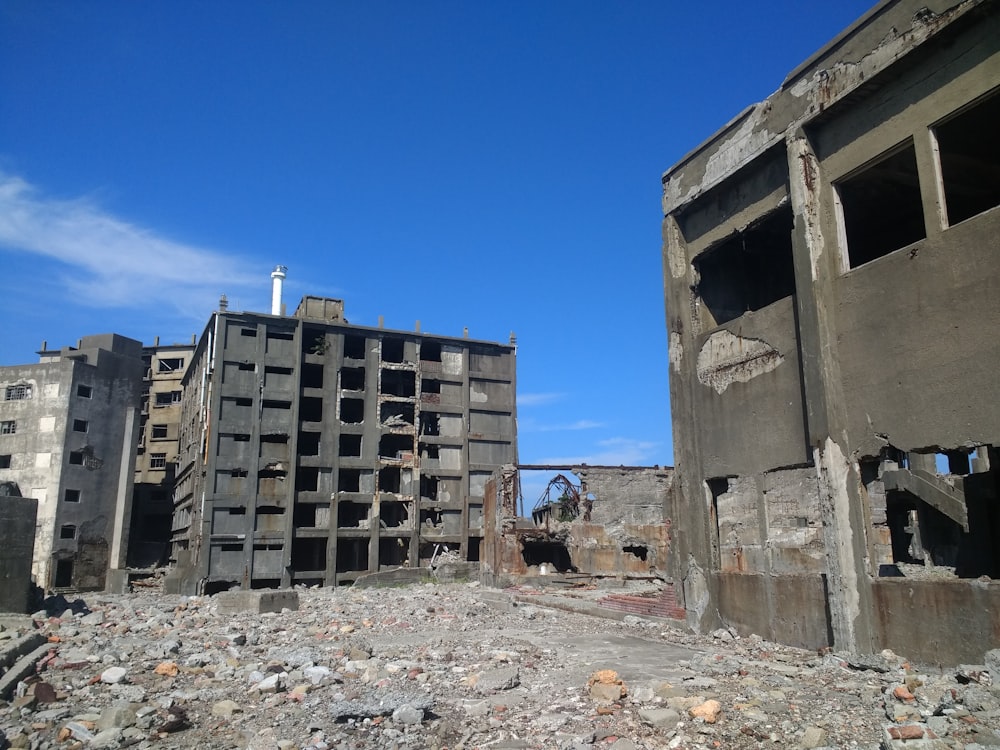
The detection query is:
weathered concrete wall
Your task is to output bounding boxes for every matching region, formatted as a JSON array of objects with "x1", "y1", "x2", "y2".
[
  {"x1": 0, "y1": 497, "x2": 38, "y2": 613},
  {"x1": 873, "y1": 580, "x2": 1000, "y2": 665},
  {"x1": 578, "y1": 466, "x2": 672, "y2": 526},
  {"x1": 716, "y1": 572, "x2": 831, "y2": 651}
]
